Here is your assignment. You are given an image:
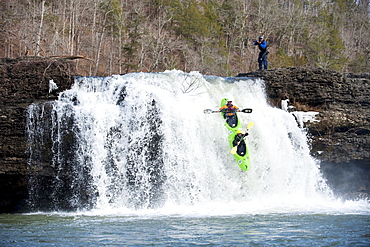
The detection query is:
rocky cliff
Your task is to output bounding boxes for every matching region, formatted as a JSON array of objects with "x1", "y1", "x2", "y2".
[
  {"x1": 0, "y1": 58, "x2": 368, "y2": 213},
  {"x1": 0, "y1": 57, "x2": 75, "y2": 212},
  {"x1": 239, "y1": 68, "x2": 369, "y2": 198}
]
